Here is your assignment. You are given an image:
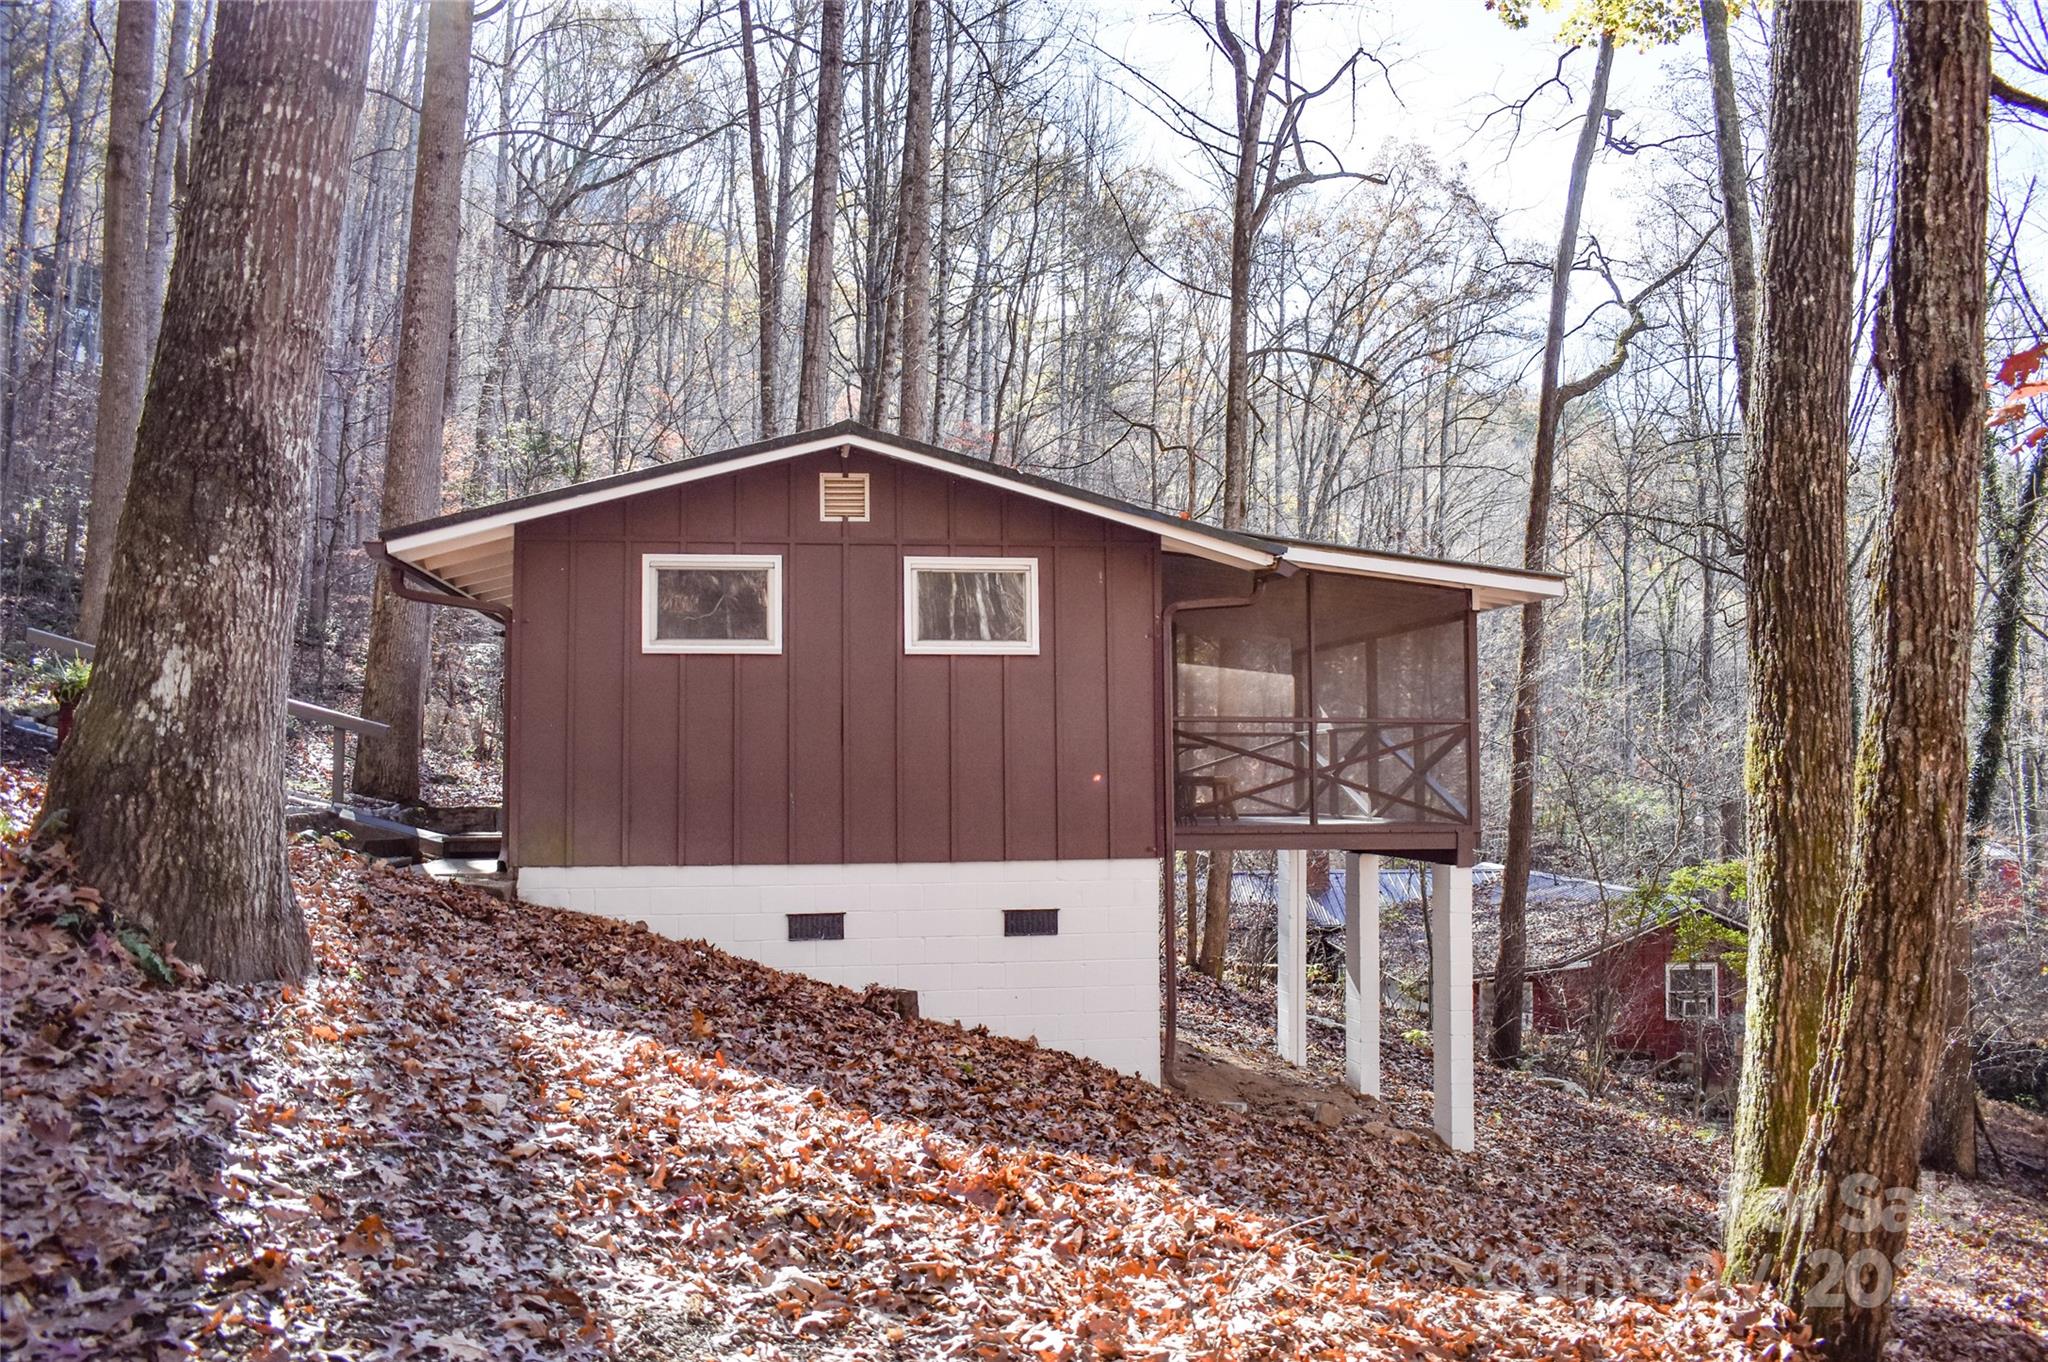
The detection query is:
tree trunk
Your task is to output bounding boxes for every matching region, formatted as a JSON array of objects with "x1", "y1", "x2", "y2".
[
  {"x1": 1197, "y1": 851, "x2": 1230, "y2": 980},
  {"x1": 1700, "y1": 0, "x2": 1758, "y2": 416},
  {"x1": 795, "y1": 0, "x2": 846, "y2": 430},
  {"x1": 1493, "y1": 32, "x2": 1613, "y2": 1067},
  {"x1": 1775, "y1": 10, "x2": 1988, "y2": 1358},
  {"x1": 1217, "y1": 0, "x2": 1292, "y2": 529},
  {"x1": 76, "y1": 0, "x2": 158, "y2": 641},
  {"x1": 738, "y1": 0, "x2": 779, "y2": 438},
  {"x1": 1723, "y1": 0, "x2": 1862, "y2": 1282},
  {"x1": 0, "y1": 9, "x2": 57, "y2": 554},
  {"x1": 143, "y1": 0, "x2": 198, "y2": 354},
  {"x1": 353, "y1": 0, "x2": 472, "y2": 806},
  {"x1": 35, "y1": 0, "x2": 376, "y2": 983},
  {"x1": 895, "y1": 0, "x2": 934, "y2": 441},
  {"x1": 1927, "y1": 442, "x2": 2048, "y2": 1175}
]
